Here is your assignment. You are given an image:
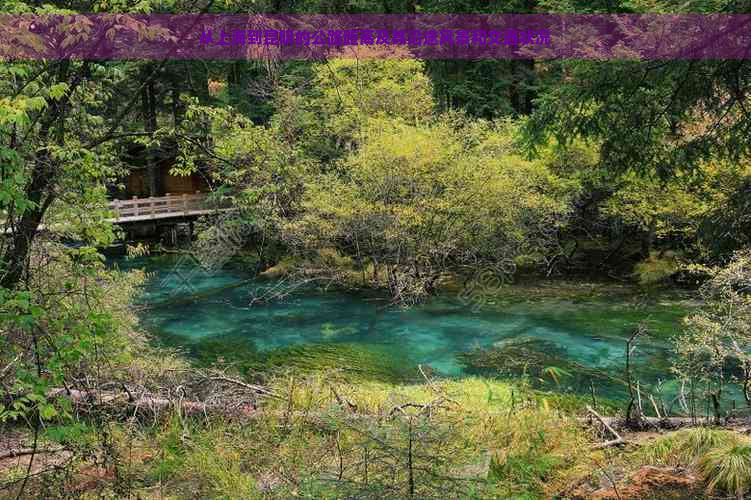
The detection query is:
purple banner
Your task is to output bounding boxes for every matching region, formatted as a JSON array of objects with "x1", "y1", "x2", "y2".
[{"x1": 1, "y1": 14, "x2": 750, "y2": 59}]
